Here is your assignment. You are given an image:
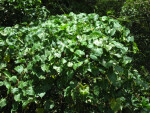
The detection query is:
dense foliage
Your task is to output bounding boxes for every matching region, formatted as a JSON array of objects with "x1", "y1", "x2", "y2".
[
  {"x1": 120, "y1": 0, "x2": 150, "y2": 77},
  {"x1": 0, "y1": 0, "x2": 49, "y2": 26},
  {"x1": 0, "y1": 13, "x2": 149, "y2": 112}
]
